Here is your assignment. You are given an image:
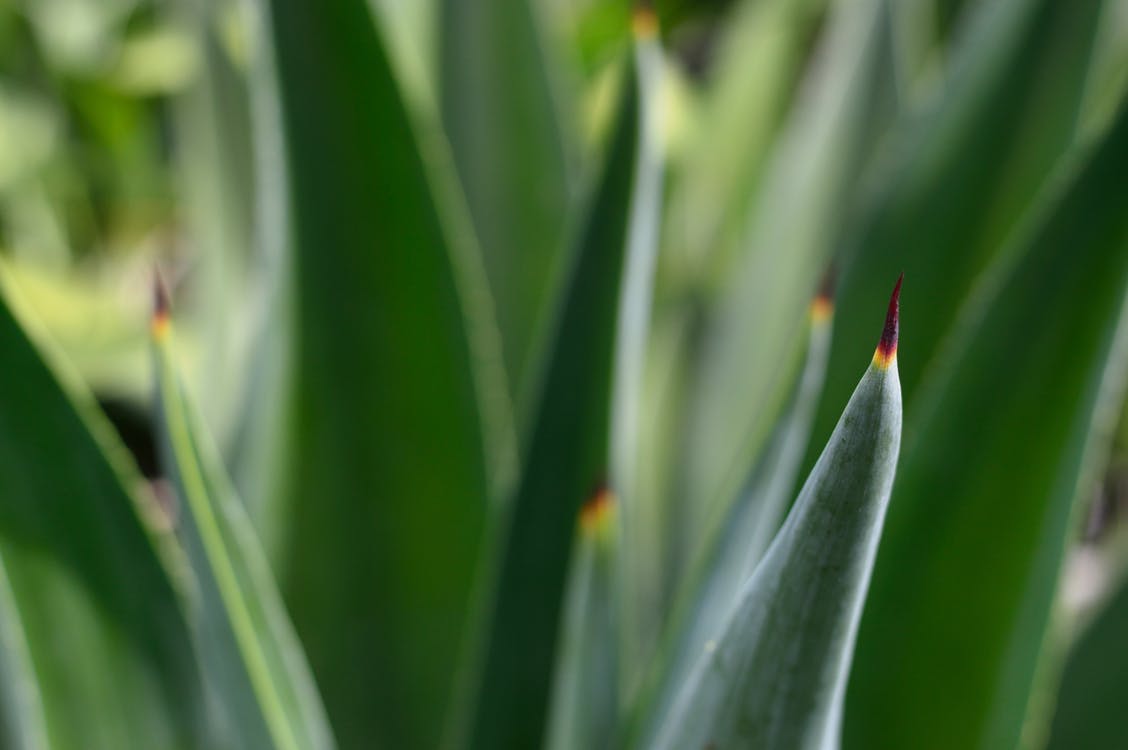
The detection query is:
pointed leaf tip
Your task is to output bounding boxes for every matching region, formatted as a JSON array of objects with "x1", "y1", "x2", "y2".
[
  {"x1": 631, "y1": 2, "x2": 658, "y2": 38},
  {"x1": 873, "y1": 273, "x2": 902, "y2": 368},
  {"x1": 152, "y1": 270, "x2": 171, "y2": 339},
  {"x1": 579, "y1": 484, "x2": 616, "y2": 539},
  {"x1": 812, "y1": 264, "x2": 838, "y2": 322}
]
